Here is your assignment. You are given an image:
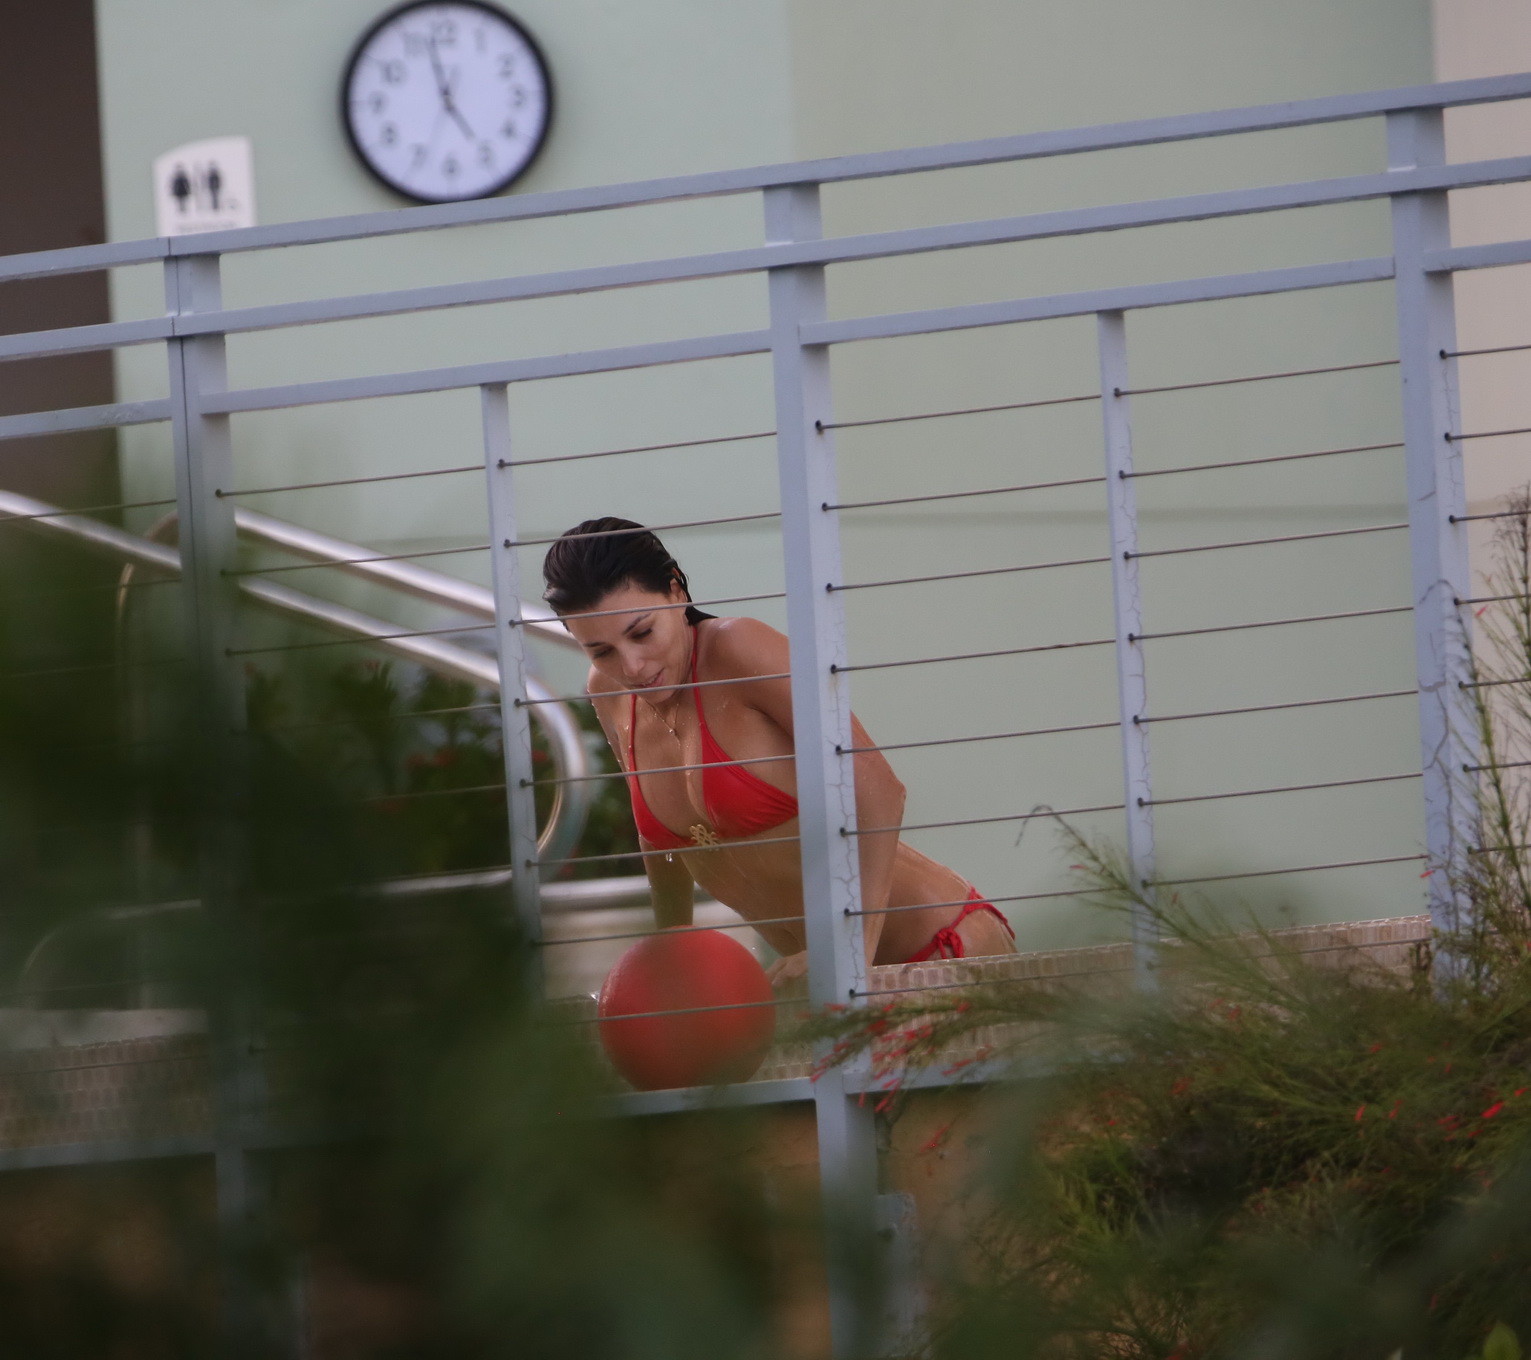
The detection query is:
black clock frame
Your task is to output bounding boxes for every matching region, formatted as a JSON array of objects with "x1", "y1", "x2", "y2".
[{"x1": 340, "y1": 0, "x2": 554, "y2": 205}]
